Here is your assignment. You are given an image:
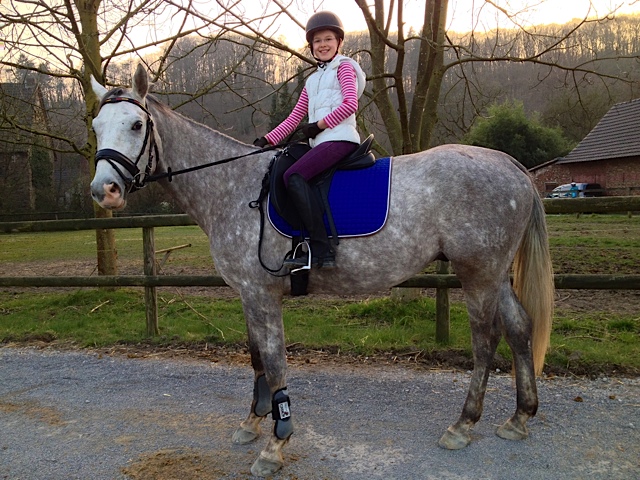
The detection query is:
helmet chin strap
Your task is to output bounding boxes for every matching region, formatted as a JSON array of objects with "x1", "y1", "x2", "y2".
[{"x1": 315, "y1": 54, "x2": 337, "y2": 69}]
